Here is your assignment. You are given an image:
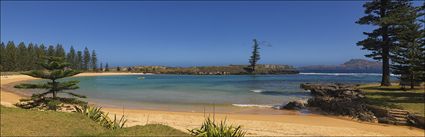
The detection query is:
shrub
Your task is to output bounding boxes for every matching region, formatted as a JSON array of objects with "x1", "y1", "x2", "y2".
[
  {"x1": 75, "y1": 105, "x2": 127, "y2": 130},
  {"x1": 188, "y1": 117, "x2": 246, "y2": 137}
]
